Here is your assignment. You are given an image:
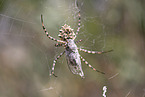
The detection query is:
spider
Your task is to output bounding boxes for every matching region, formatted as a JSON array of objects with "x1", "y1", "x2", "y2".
[{"x1": 41, "y1": 10, "x2": 112, "y2": 78}]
